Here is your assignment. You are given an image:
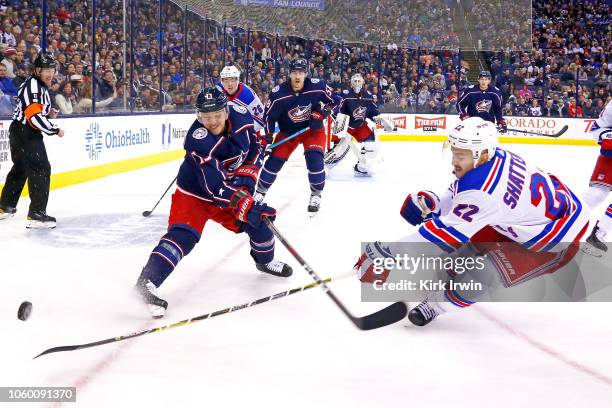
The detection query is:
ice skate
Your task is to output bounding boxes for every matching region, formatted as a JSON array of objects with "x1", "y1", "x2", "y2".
[
  {"x1": 26, "y1": 211, "x2": 56, "y2": 229},
  {"x1": 135, "y1": 276, "x2": 168, "y2": 318}
]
